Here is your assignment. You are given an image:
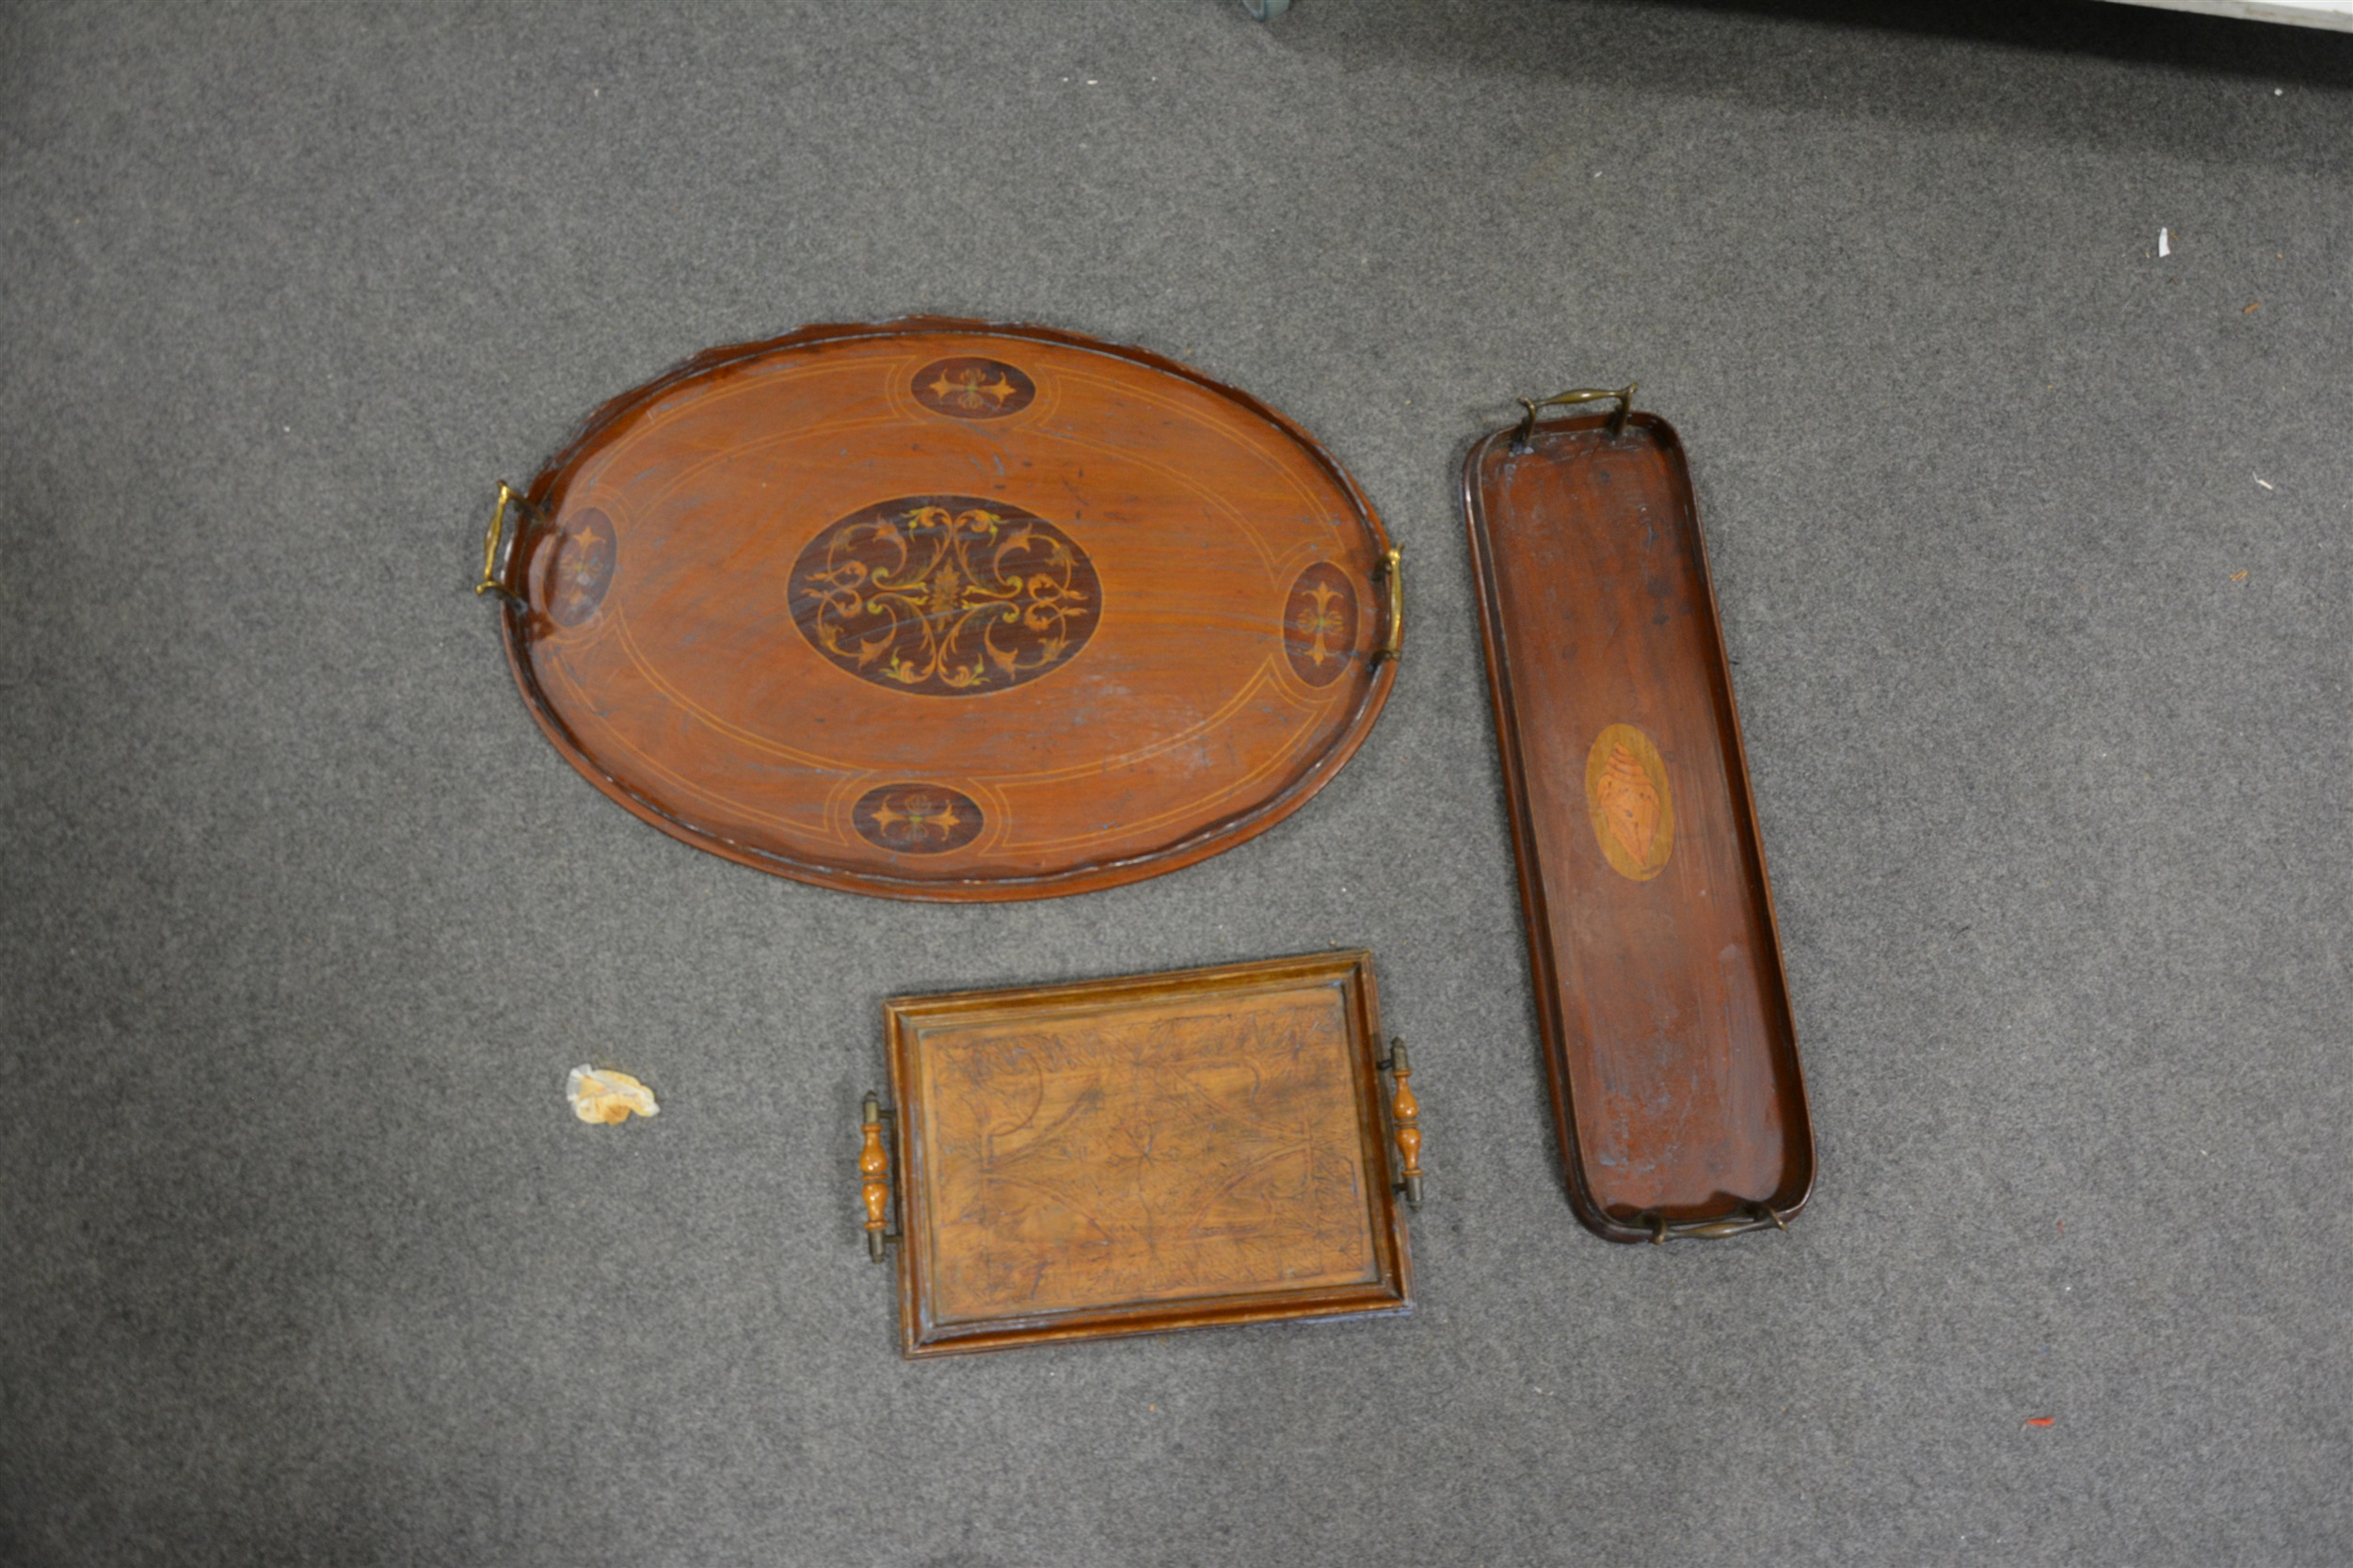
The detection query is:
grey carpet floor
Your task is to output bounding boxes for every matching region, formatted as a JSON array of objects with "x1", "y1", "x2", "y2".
[{"x1": 4, "y1": 3, "x2": 2348, "y2": 1564}]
